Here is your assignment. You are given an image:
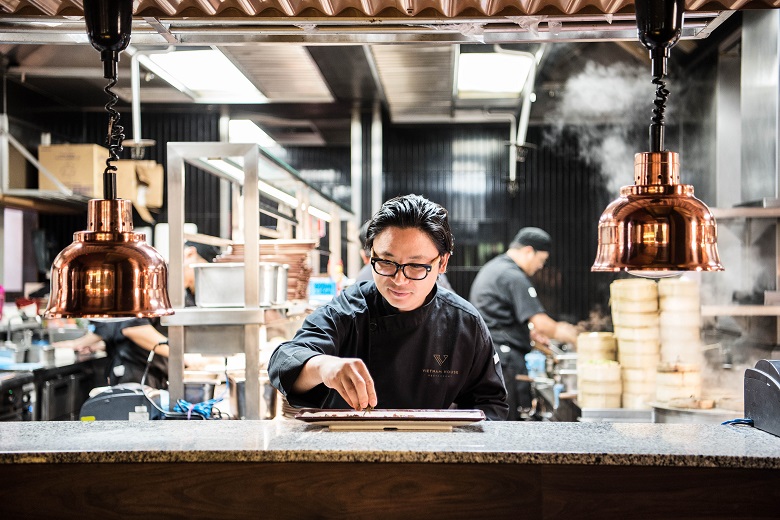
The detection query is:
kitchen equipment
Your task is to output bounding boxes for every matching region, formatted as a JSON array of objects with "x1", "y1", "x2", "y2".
[
  {"x1": 27, "y1": 341, "x2": 55, "y2": 364},
  {"x1": 79, "y1": 383, "x2": 166, "y2": 420},
  {"x1": 183, "y1": 381, "x2": 216, "y2": 404},
  {"x1": 229, "y1": 370, "x2": 277, "y2": 420},
  {"x1": 193, "y1": 262, "x2": 286, "y2": 307},
  {"x1": 744, "y1": 359, "x2": 780, "y2": 437},
  {"x1": 0, "y1": 372, "x2": 35, "y2": 421}
]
